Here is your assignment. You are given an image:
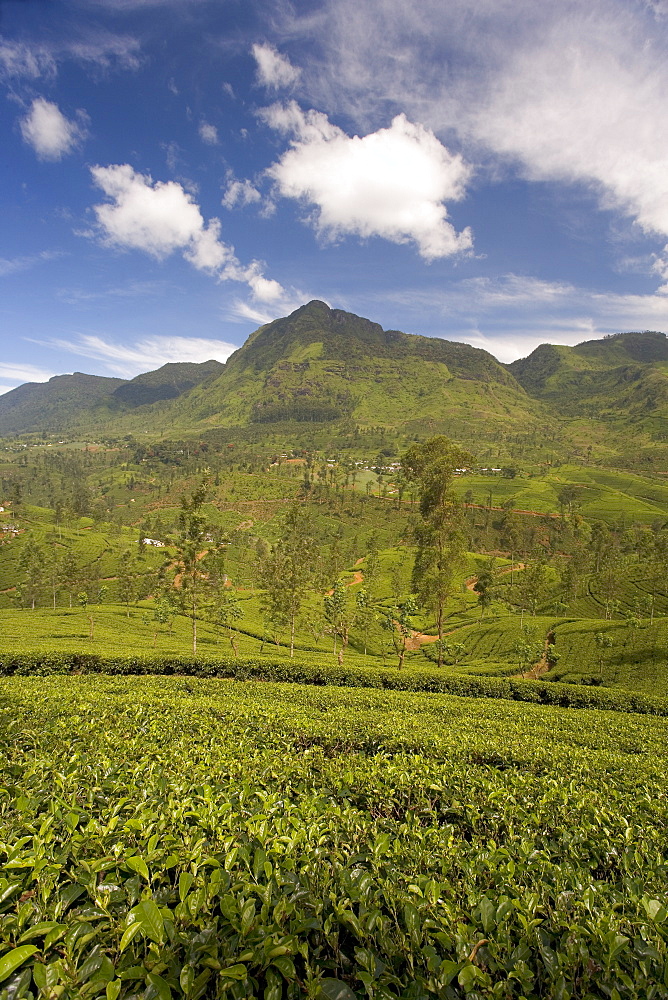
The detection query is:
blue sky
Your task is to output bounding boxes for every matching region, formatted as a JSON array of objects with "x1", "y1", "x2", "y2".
[{"x1": 2, "y1": 0, "x2": 668, "y2": 393}]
